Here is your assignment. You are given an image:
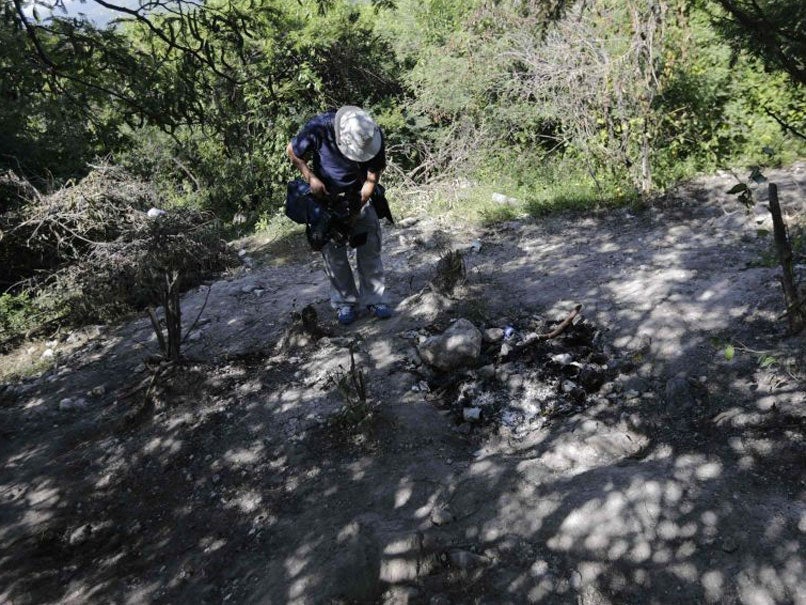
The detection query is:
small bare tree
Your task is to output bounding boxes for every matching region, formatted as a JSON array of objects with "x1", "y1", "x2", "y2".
[{"x1": 493, "y1": 0, "x2": 670, "y2": 194}]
